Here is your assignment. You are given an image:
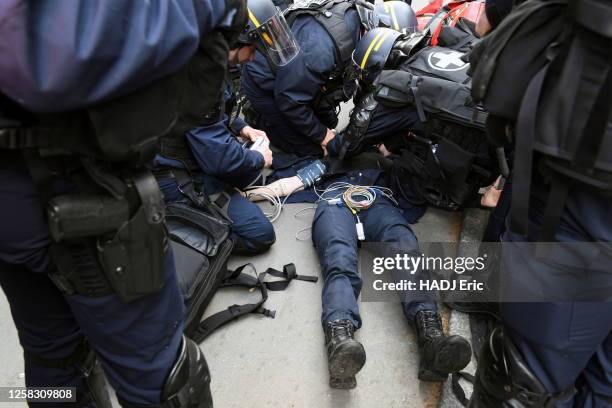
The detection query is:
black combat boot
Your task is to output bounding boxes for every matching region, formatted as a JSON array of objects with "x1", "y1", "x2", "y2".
[
  {"x1": 414, "y1": 310, "x2": 472, "y2": 382},
  {"x1": 324, "y1": 319, "x2": 366, "y2": 389}
]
